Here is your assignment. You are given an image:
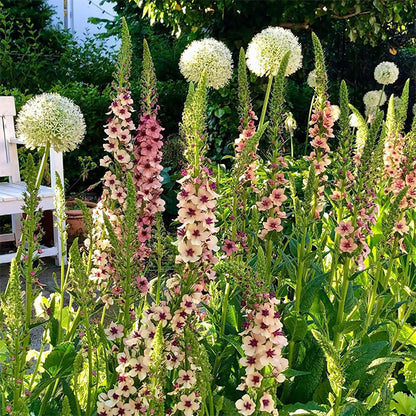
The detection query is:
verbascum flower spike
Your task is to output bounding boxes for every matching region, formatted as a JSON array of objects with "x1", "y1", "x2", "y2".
[
  {"x1": 374, "y1": 61, "x2": 399, "y2": 85},
  {"x1": 3, "y1": 258, "x2": 24, "y2": 330},
  {"x1": 115, "y1": 17, "x2": 132, "y2": 88},
  {"x1": 16, "y1": 93, "x2": 86, "y2": 152},
  {"x1": 396, "y1": 79, "x2": 410, "y2": 134},
  {"x1": 237, "y1": 294, "x2": 288, "y2": 415},
  {"x1": 235, "y1": 47, "x2": 258, "y2": 170},
  {"x1": 179, "y1": 38, "x2": 233, "y2": 89},
  {"x1": 101, "y1": 19, "x2": 136, "y2": 208},
  {"x1": 238, "y1": 48, "x2": 252, "y2": 130},
  {"x1": 133, "y1": 38, "x2": 165, "y2": 258},
  {"x1": 246, "y1": 26, "x2": 302, "y2": 77},
  {"x1": 180, "y1": 72, "x2": 208, "y2": 165},
  {"x1": 140, "y1": 38, "x2": 158, "y2": 115},
  {"x1": 303, "y1": 33, "x2": 332, "y2": 219},
  {"x1": 267, "y1": 50, "x2": 290, "y2": 151},
  {"x1": 311, "y1": 32, "x2": 327, "y2": 100}
]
